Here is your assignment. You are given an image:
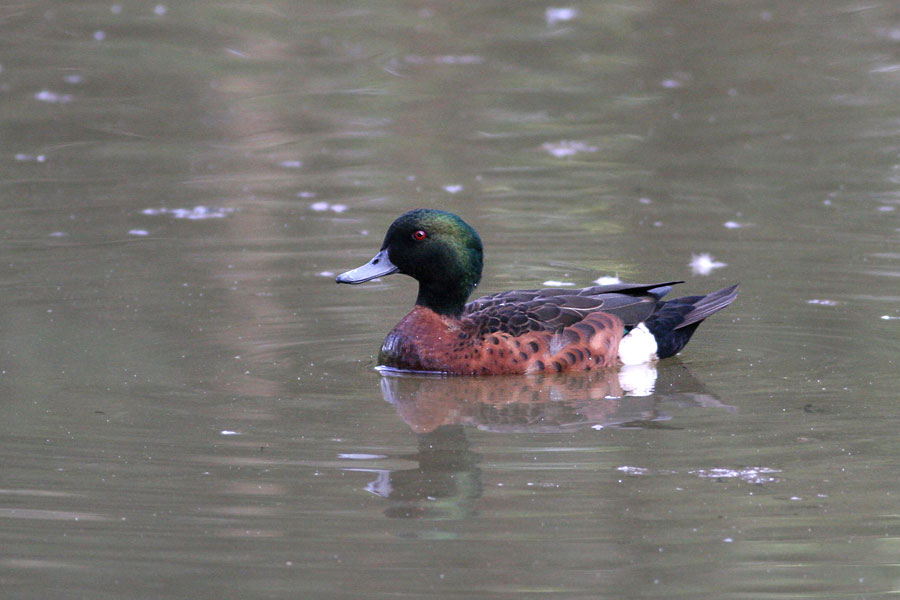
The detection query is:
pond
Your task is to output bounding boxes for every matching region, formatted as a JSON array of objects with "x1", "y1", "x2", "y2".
[{"x1": 3, "y1": 1, "x2": 900, "y2": 598}]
